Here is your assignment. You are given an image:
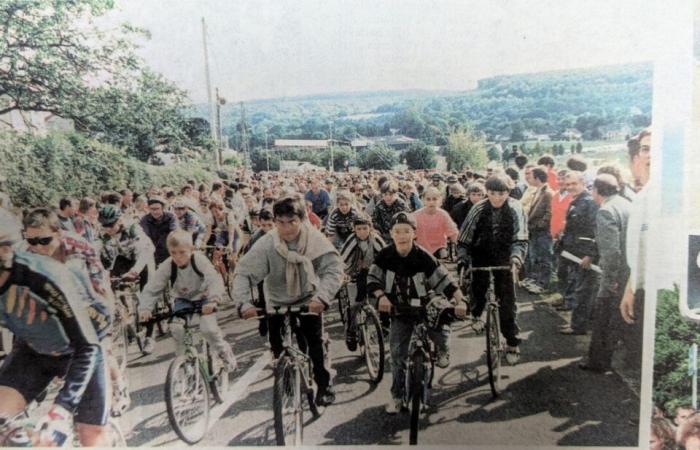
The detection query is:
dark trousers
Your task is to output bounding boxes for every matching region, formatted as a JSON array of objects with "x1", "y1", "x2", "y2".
[
  {"x1": 471, "y1": 269, "x2": 520, "y2": 347},
  {"x1": 587, "y1": 290, "x2": 625, "y2": 369},
  {"x1": 268, "y1": 313, "x2": 331, "y2": 391},
  {"x1": 568, "y1": 265, "x2": 601, "y2": 332},
  {"x1": 623, "y1": 289, "x2": 645, "y2": 372}
]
